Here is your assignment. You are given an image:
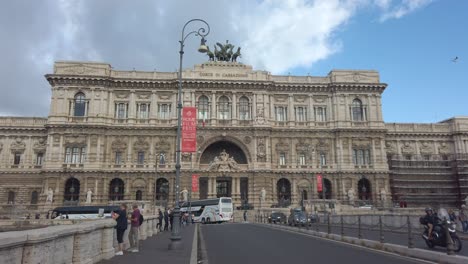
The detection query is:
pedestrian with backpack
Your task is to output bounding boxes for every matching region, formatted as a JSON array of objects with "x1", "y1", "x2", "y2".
[{"x1": 129, "y1": 204, "x2": 141, "y2": 253}]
